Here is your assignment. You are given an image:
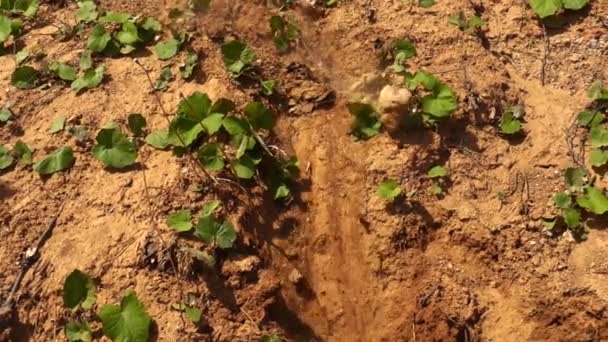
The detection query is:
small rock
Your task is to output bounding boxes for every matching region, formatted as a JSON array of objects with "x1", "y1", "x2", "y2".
[
  {"x1": 288, "y1": 268, "x2": 304, "y2": 284},
  {"x1": 378, "y1": 85, "x2": 412, "y2": 112}
]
